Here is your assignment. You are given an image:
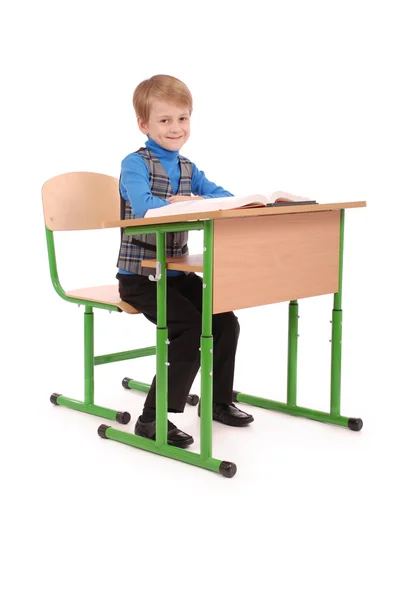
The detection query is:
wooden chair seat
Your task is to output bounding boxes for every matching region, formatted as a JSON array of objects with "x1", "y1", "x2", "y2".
[{"x1": 66, "y1": 285, "x2": 140, "y2": 314}]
